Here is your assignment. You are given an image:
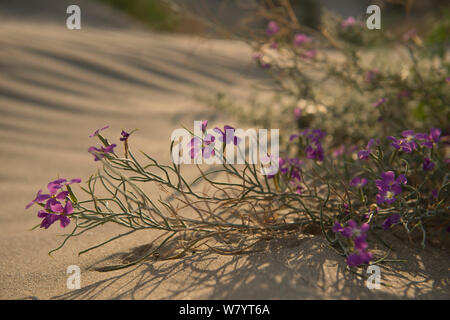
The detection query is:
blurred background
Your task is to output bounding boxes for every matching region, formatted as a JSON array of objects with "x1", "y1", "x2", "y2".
[{"x1": 1, "y1": 0, "x2": 449, "y2": 34}]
